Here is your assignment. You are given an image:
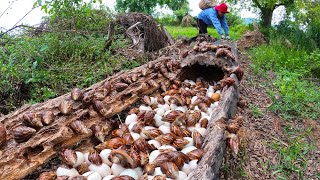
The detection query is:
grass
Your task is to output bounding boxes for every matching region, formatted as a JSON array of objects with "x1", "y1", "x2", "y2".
[{"x1": 165, "y1": 24, "x2": 248, "y2": 40}]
